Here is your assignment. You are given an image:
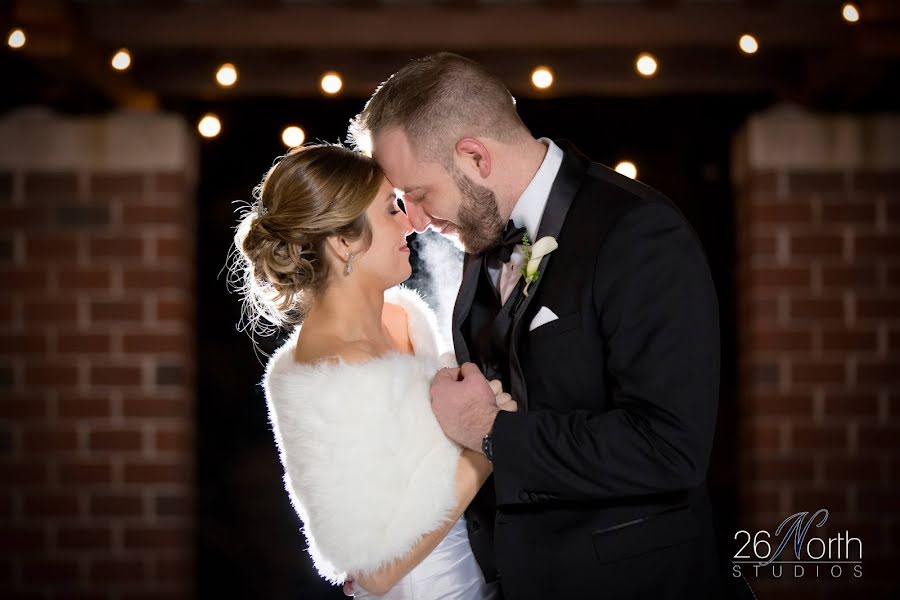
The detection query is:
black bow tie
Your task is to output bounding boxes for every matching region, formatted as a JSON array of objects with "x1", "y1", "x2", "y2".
[{"x1": 488, "y1": 220, "x2": 527, "y2": 263}]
